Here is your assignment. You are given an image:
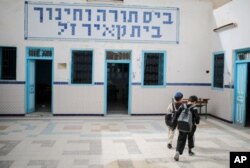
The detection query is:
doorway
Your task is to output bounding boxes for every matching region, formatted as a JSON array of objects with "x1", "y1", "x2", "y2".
[
  {"x1": 26, "y1": 60, "x2": 52, "y2": 114},
  {"x1": 246, "y1": 63, "x2": 250, "y2": 126},
  {"x1": 234, "y1": 49, "x2": 250, "y2": 127},
  {"x1": 107, "y1": 63, "x2": 129, "y2": 114},
  {"x1": 35, "y1": 60, "x2": 52, "y2": 112},
  {"x1": 26, "y1": 47, "x2": 53, "y2": 114}
]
